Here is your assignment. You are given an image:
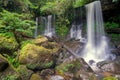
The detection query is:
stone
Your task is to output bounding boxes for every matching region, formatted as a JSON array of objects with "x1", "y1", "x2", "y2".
[
  {"x1": 0, "y1": 55, "x2": 21, "y2": 80},
  {"x1": 40, "y1": 69, "x2": 55, "y2": 76},
  {"x1": 19, "y1": 42, "x2": 60, "y2": 70},
  {"x1": 17, "y1": 65, "x2": 34, "y2": 80},
  {"x1": 49, "y1": 75, "x2": 64, "y2": 80},
  {"x1": 30, "y1": 73, "x2": 42, "y2": 80},
  {"x1": 34, "y1": 36, "x2": 48, "y2": 45},
  {"x1": 0, "y1": 32, "x2": 18, "y2": 54}
]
